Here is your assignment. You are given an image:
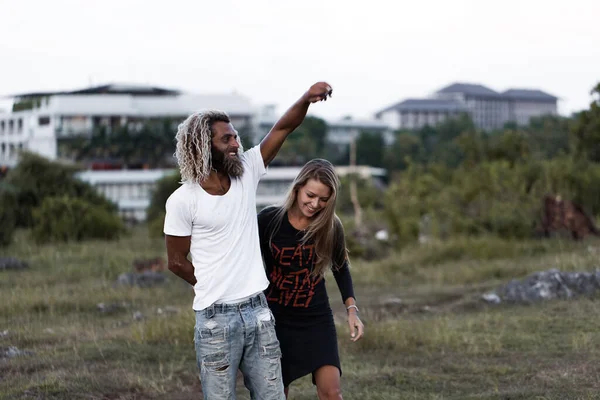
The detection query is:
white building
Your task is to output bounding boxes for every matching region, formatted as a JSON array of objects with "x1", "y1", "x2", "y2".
[
  {"x1": 0, "y1": 84, "x2": 257, "y2": 167},
  {"x1": 327, "y1": 117, "x2": 393, "y2": 145},
  {"x1": 376, "y1": 82, "x2": 558, "y2": 131},
  {"x1": 0, "y1": 105, "x2": 56, "y2": 167},
  {"x1": 76, "y1": 169, "x2": 175, "y2": 221},
  {"x1": 77, "y1": 165, "x2": 387, "y2": 221}
]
